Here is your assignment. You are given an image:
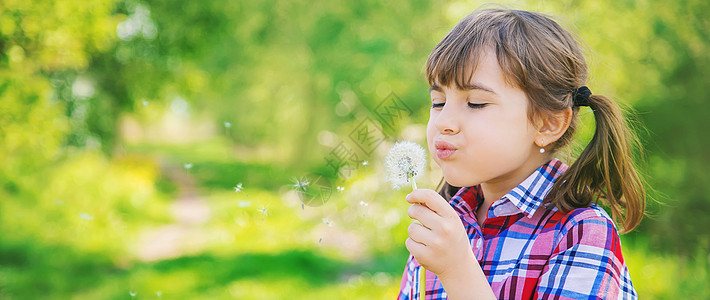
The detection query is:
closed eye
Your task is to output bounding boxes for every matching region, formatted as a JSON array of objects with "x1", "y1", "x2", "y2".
[
  {"x1": 432, "y1": 103, "x2": 487, "y2": 109},
  {"x1": 468, "y1": 103, "x2": 487, "y2": 109}
]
